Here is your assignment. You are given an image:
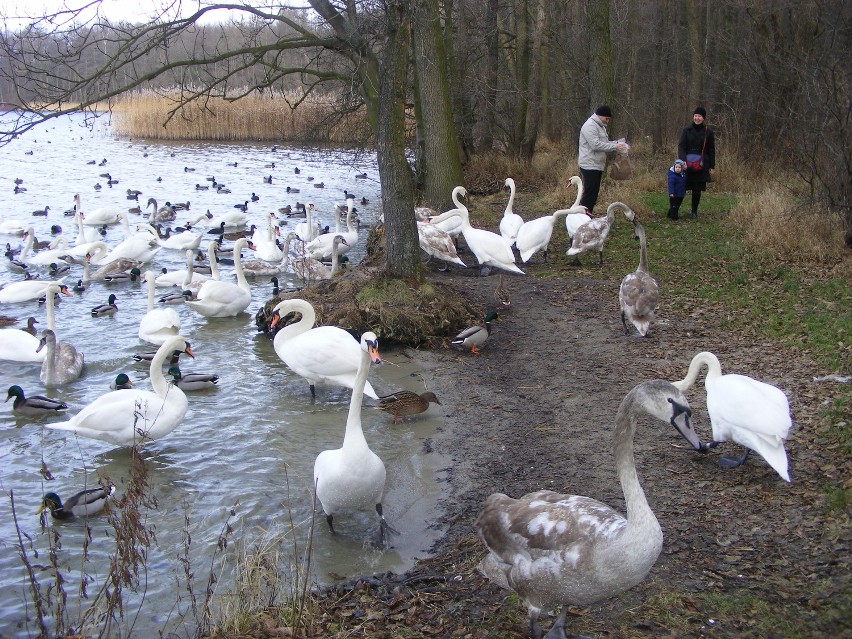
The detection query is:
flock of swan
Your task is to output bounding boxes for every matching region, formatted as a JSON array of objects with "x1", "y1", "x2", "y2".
[{"x1": 0, "y1": 173, "x2": 794, "y2": 639}]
